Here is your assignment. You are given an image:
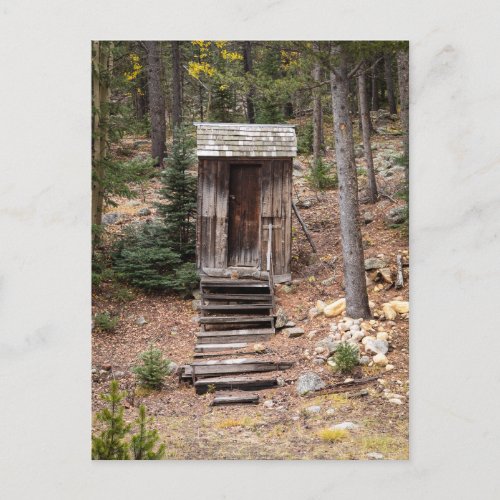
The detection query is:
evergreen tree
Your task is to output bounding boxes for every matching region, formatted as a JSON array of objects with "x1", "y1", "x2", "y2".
[
  {"x1": 131, "y1": 405, "x2": 166, "y2": 459},
  {"x1": 132, "y1": 345, "x2": 171, "y2": 389},
  {"x1": 156, "y1": 125, "x2": 197, "y2": 259},
  {"x1": 92, "y1": 380, "x2": 130, "y2": 460}
]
